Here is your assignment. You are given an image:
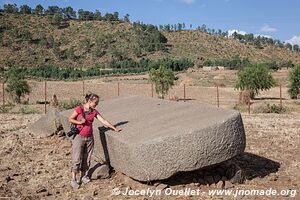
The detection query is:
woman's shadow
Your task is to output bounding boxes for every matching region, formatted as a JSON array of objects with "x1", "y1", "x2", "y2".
[{"x1": 87, "y1": 121, "x2": 128, "y2": 177}]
